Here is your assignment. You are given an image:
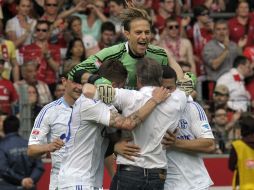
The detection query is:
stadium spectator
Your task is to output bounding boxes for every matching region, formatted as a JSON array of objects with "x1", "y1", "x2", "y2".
[
  {"x1": 228, "y1": 0, "x2": 254, "y2": 48},
  {"x1": 212, "y1": 107, "x2": 241, "y2": 154},
  {"x1": 73, "y1": 0, "x2": 107, "y2": 41},
  {"x1": 202, "y1": 19, "x2": 240, "y2": 99},
  {"x1": 243, "y1": 46, "x2": 254, "y2": 107},
  {"x1": 217, "y1": 55, "x2": 253, "y2": 112},
  {"x1": 53, "y1": 81, "x2": 65, "y2": 100},
  {"x1": 0, "y1": 33, "x2": 20, "y2": 82},
  {"x1": 159, "y1": 16, "x2": 196, "y2": 74},
  {"x1": 63, "y1": 38, "x2": 86, "y2": 74},
  {"x1": 0, "y1": 115, "x2": 44, "y2": 190},
  {"x1": 98, "y1": 21, "x2": 116, "y2": 50},
  {"x1": 65, "y1": 16, "x2": 99, "y2": 57},
  {"x1": 20, "y1": 20, "x2": 61, "y2": 95},
  {"x1": 154, "y1": 0, "x2": 181, "y2": 34},
  {"x1": 0, "y1": 59, "x2": 19, "y2": 115},
  {"x1": 108, "y1": 0, "x2": 125, "y2": 34},
  {"x1": 14, "y1": 60, "x2": 53, "y2": 106},
  {"x1": 229, "y1": 114, "x2": 254, "y2": 190},
  {"x1": 5, "y1": 0, "x2": 36, "y2": 49},
  {"x1": 187, "y1": 5, "x2": 213, "y2": 76}
]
